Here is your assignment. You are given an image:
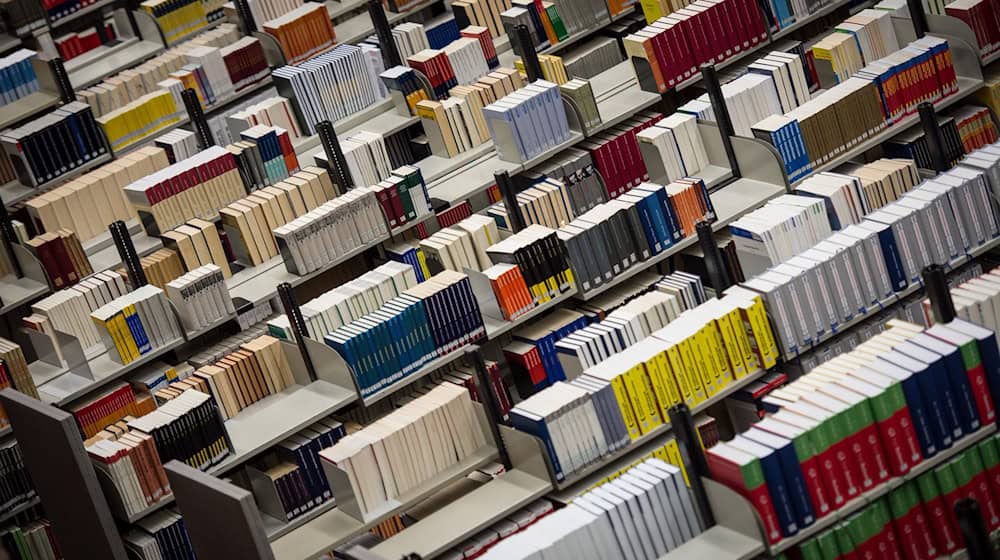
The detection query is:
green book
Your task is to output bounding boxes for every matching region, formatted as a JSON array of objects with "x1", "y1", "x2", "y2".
[{"x1": 543, "y1": 3, "x2": 568, "y2": 41}]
